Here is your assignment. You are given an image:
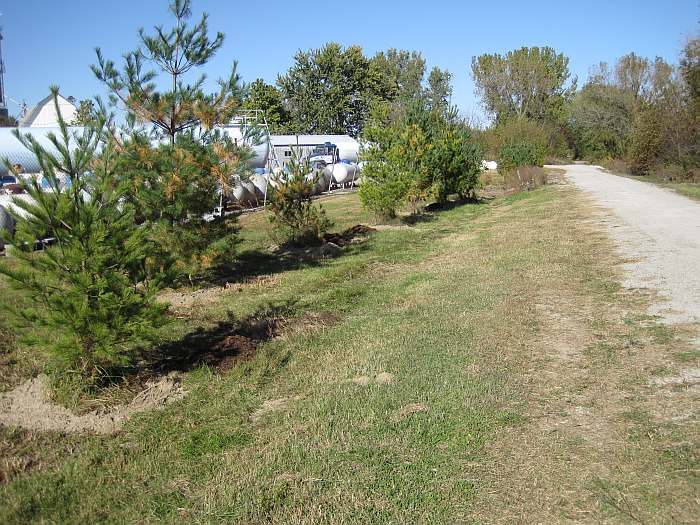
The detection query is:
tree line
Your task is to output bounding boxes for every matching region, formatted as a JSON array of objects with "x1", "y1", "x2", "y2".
[{"x1": 247, "y1": 39, "x2": 698, "y2": 181}]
